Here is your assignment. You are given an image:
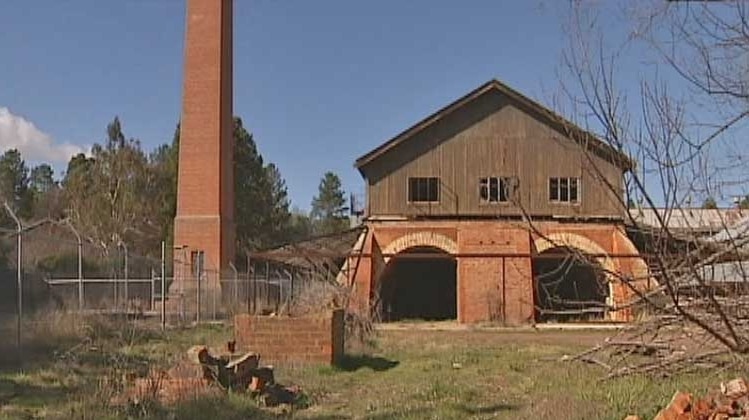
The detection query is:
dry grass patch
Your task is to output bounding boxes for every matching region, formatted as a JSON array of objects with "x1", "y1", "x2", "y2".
[{"x1": 0, "y1": 316, "x2": 743, "y2": 419}]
